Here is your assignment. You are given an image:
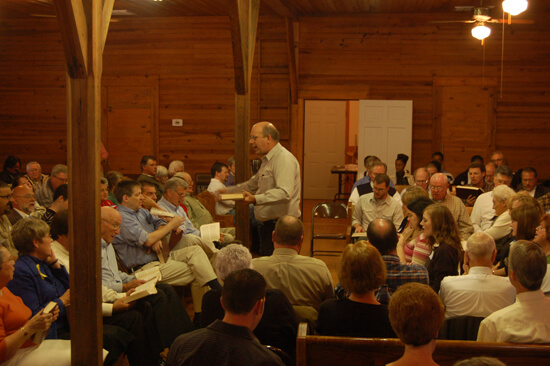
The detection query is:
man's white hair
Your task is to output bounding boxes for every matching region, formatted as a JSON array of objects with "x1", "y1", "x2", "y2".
[
  {"x1": 168, "y1": 160, "x2": 184, "y2": 177},
  {"x1": 214, "y1": 244, "x2": 252, "y2": 281}
]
